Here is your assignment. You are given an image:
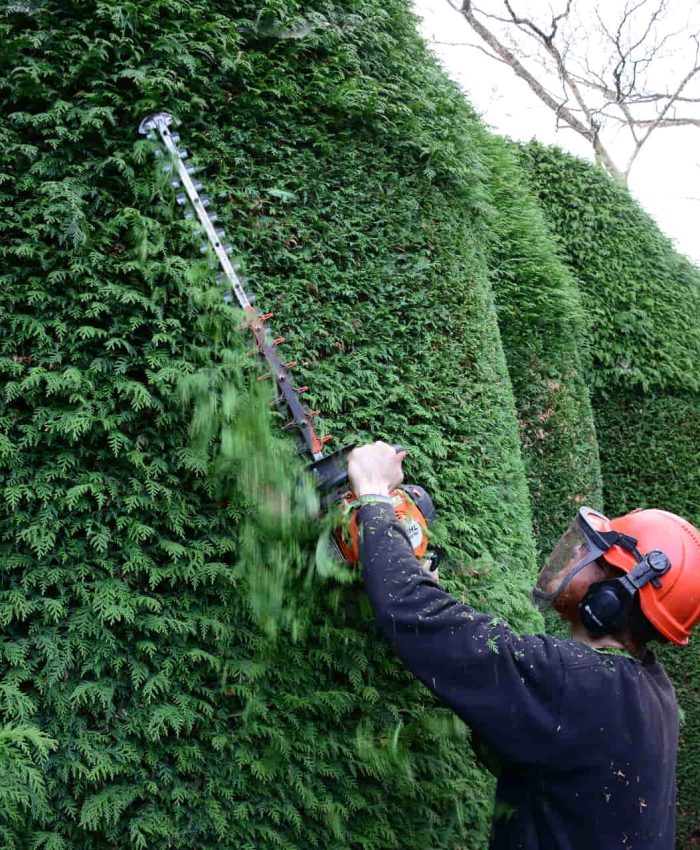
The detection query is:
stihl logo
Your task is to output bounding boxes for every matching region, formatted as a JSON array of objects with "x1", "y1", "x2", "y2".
[{"x1": 403, "y1": 519, "x2": 423, "y2": 549}]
